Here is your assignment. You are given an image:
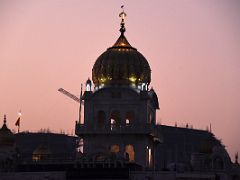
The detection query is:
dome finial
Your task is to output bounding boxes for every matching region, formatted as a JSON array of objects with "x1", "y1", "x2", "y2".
[
  {"x1": 119, "y1": 5, "x2": 127, "y2": 35},
  {"x1": 3, "y1": 114, "x2": 6, "y2": 125}
]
